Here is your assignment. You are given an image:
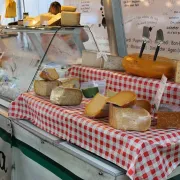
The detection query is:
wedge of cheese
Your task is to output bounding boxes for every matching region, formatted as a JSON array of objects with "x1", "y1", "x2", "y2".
[
  {"x1": 135, "y1": 100, "x2": 151, "y2": 113},
  {"x1": 61, "y1": 12, "x2": 81, "y2": 26},
  {"x1": 40, "y1": 13, "x2": 55, "y2": 25},
  {"x1": 107, "y1": 91, "x2": 137, "y2": 107},
  {"x1": 59, "y1": 77, "x2": 80, "y2": 89},
  {"x1": 84, "y1": 93, "x2": 109, "y2": 118},
  {"x1": 109, "y1": 104, "x2": 151, "y2": 131},
  {"x1": 61, "y1": 6, "x2": 77, "y2": 12},
  {"x1": 106, "y1": 89, "x2": 118, "y2": 97},
  {"x1": 50, "y1": 87, "x2": 82, "y2": 106},
  {"x1": 40, "y1": 68, "x2": 59, "y2": 81},
  {"x1": 34, "y1": 80, "x2": 59, "y2": 97},
  {"x1": 48, "y1": 13, "x2": 61, "y2": 26}
]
